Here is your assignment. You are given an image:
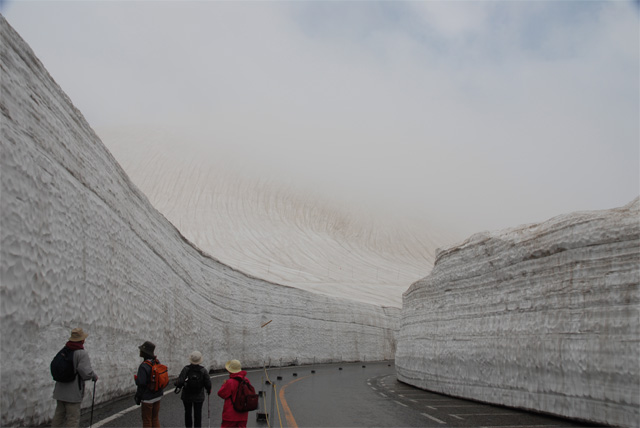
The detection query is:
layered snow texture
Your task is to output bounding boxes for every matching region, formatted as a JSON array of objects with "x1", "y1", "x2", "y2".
[
  {"x1": 0, "y1": 17, "x2": 398, "y2": 427},
  {"x1": 97, "y1": 128, "x2": 453, "y2": 308},
  {"x1": 396, "y1": 200, "x2": 640, "y2": 427}
]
